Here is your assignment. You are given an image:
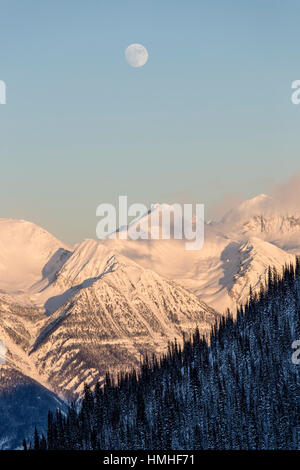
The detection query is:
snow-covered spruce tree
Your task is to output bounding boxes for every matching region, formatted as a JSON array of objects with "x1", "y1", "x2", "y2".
[{"x1": 31, "y1": 260, "x2": 300, "y2": 450}]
